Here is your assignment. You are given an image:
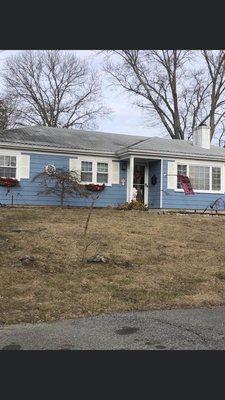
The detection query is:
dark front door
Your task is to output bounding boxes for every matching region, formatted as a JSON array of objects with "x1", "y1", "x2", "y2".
[{"x1": 133, "y1": 164, "x2": 145, "y2": 202}]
